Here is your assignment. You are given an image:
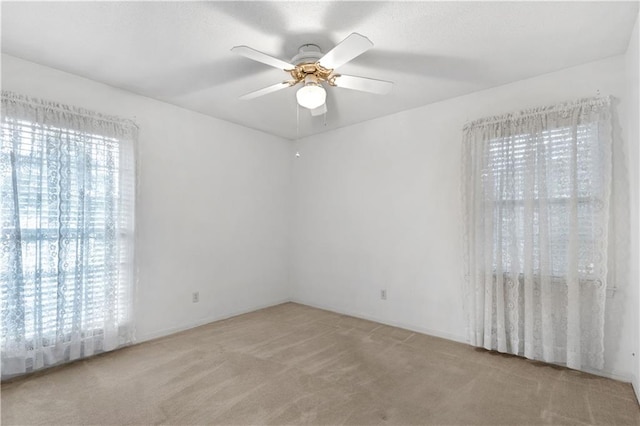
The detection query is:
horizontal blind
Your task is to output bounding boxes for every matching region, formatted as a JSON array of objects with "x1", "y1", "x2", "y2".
[
  {"x1": 1, "y1": 111, "x2": 134, "y2": 358},
  {"x1": 485, "y1": 123, "x2": 602, "y2": 279}
]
